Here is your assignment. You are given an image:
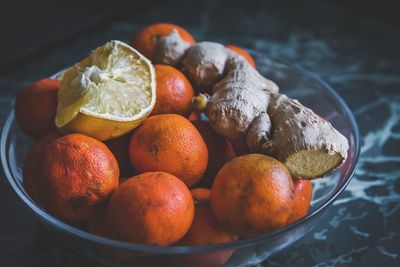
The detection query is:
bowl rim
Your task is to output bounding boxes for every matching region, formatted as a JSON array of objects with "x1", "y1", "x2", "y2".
[{"x1": 1, "y1": 60, "x2": 360, "y2": 254}]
